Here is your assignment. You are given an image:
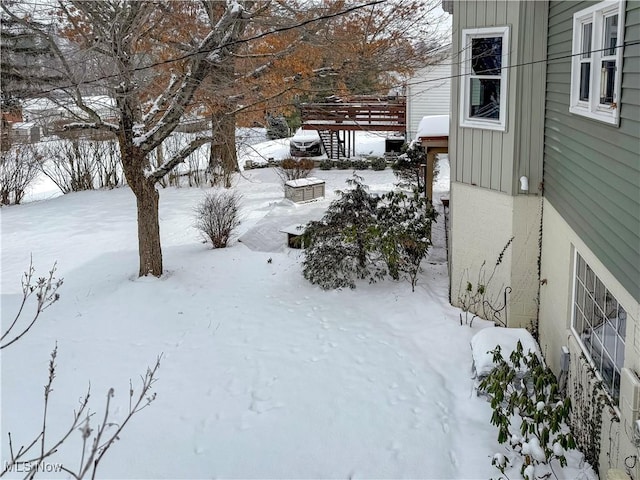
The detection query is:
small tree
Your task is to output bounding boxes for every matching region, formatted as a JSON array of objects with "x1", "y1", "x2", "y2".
[
  {"x1": 302, "y1": 174, "x2": 384, "y2": 289},
  {"x1": 194, "y1": 191, "x2": 241, "y2": 248},
  {"x1": 393, "y1": 142, "x2": 425, "y2": 192},
  {"x1": 377, "y1": 190, "x2": 437, "y2": 291},
  {"x1": 265, "y1": 114, "x2": 290, "y2": 140}
]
